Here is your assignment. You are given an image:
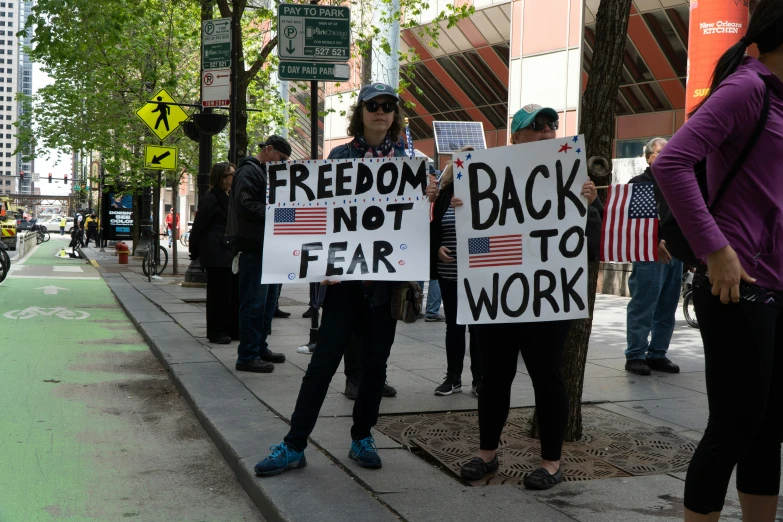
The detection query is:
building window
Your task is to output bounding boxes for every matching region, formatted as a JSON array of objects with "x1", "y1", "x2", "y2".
[{"x1": 4, "y1": 179, "x2": 9, "y2": 185}]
